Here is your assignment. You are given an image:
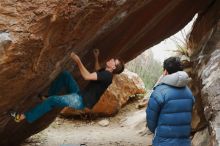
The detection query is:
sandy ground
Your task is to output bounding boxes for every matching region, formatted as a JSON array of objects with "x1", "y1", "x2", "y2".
[{"x1": 21, "y1": 100, "x2": 153, "y2": 146}]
